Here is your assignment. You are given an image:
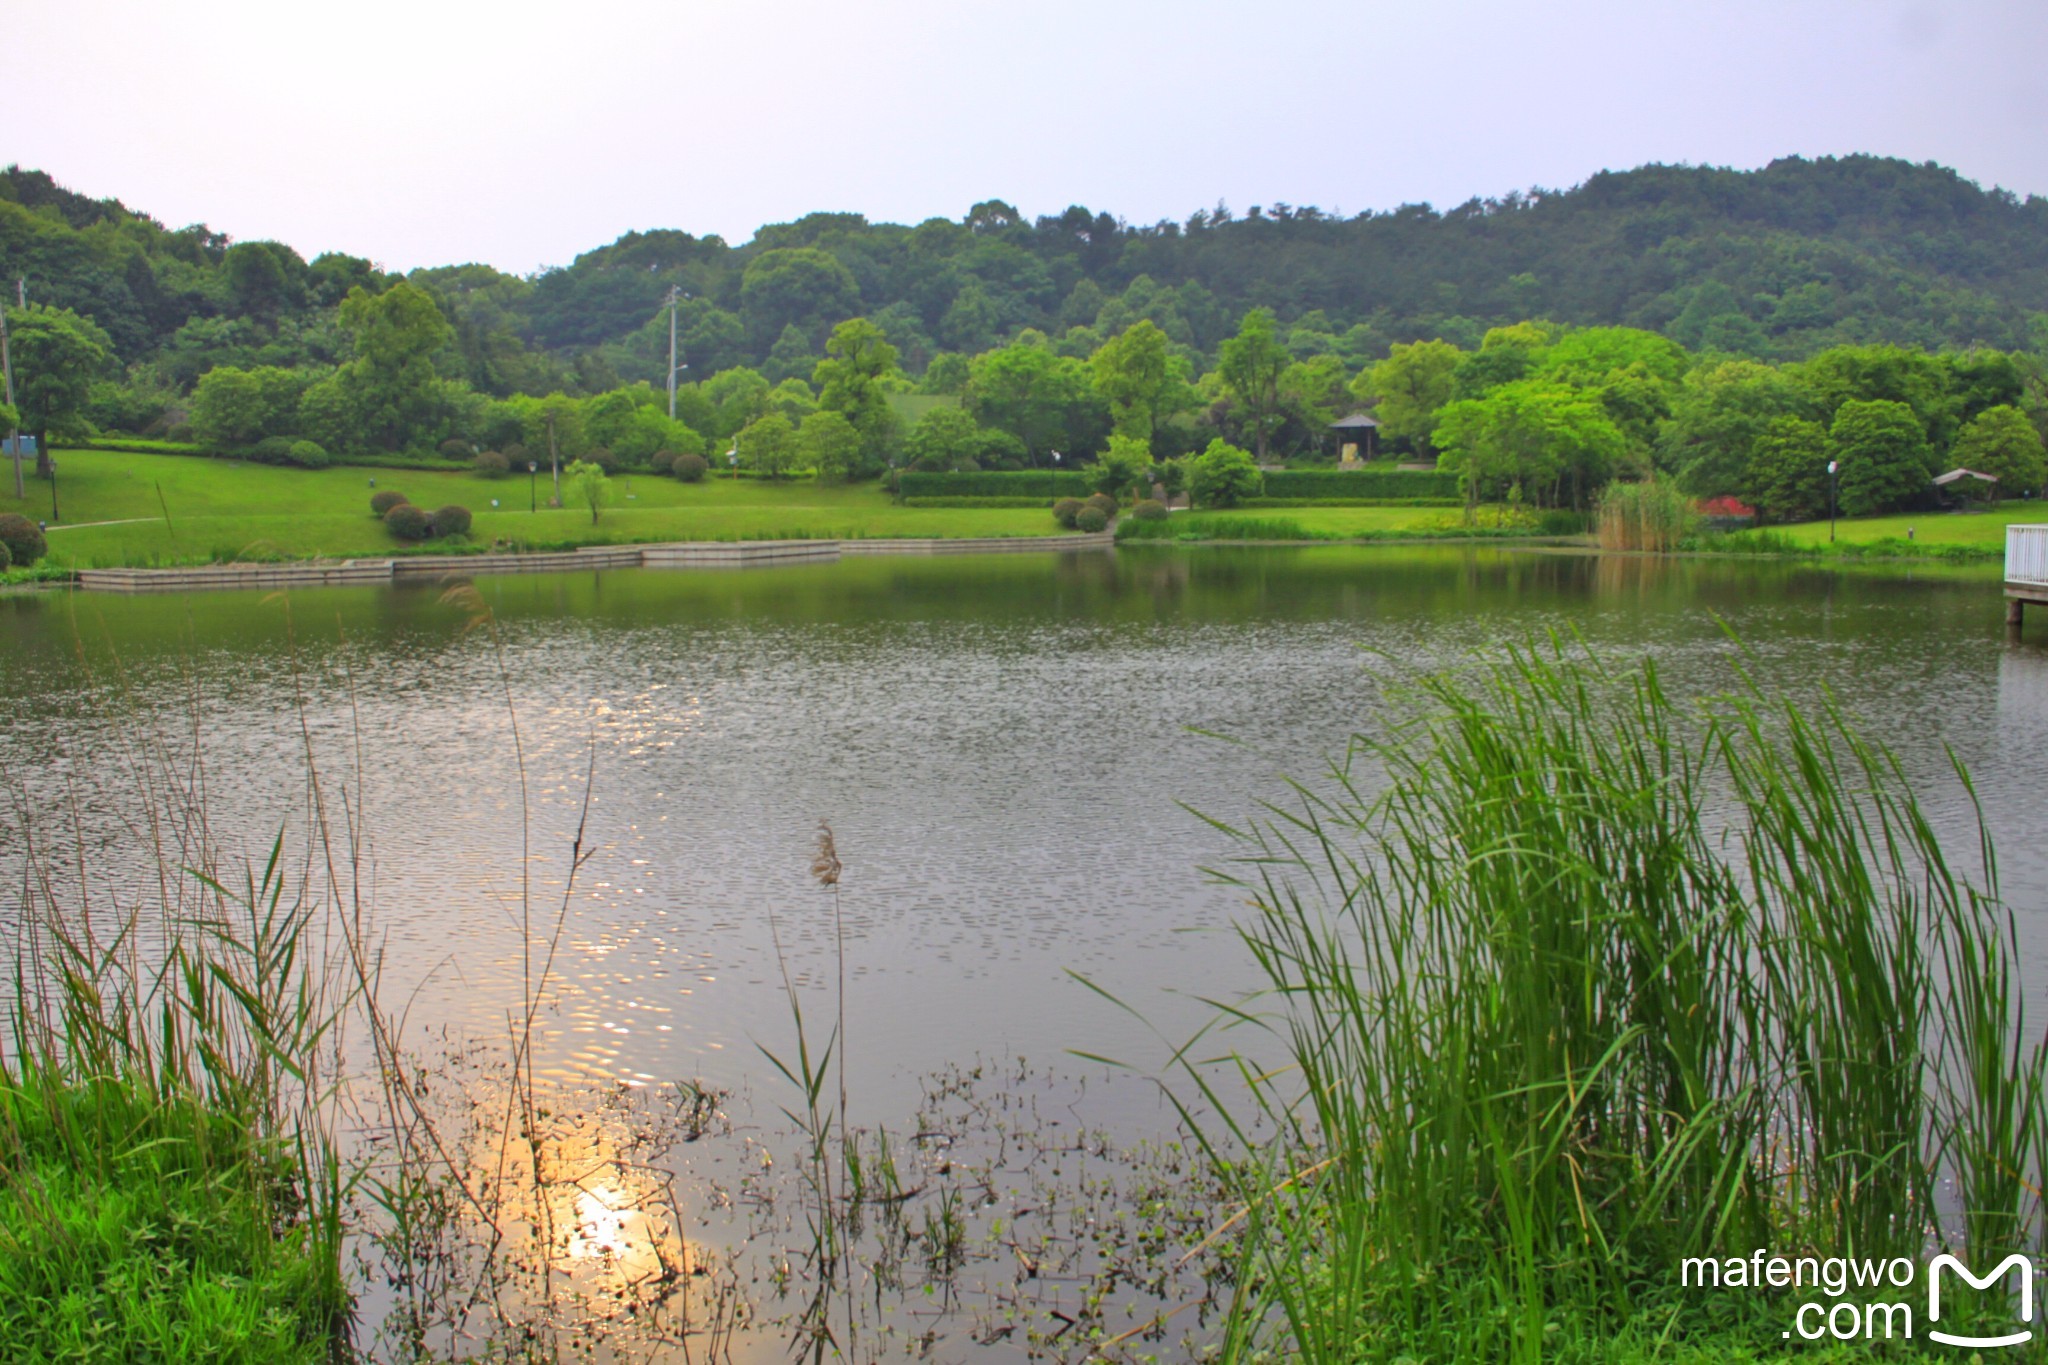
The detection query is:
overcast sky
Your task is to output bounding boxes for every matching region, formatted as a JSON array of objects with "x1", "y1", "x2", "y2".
[{"x1": 9, "y1": 0, "x2": 2046, "y2": 275}]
